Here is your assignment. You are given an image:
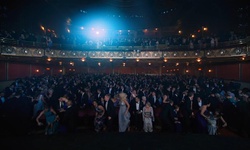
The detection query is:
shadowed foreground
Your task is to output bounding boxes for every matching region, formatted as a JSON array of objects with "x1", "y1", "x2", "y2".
[{"x1": 1, "y1": 130, "x2": 250, "y2": 150}]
